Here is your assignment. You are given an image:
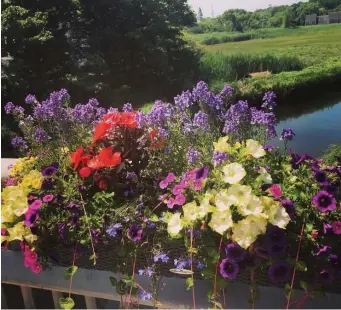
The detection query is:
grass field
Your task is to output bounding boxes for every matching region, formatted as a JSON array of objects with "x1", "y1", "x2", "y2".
[{"x1": 187, "y1": 24, "x2": 341, "y2": 100}]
